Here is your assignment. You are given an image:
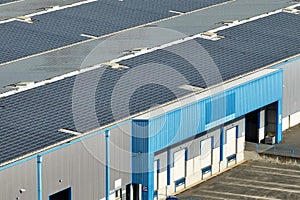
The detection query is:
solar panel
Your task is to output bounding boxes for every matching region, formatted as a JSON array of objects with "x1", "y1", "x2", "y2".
[
  {"x1": 0, "y1": 12, "x2": 299, "y2": 165},
  {"x1": 0, "y1": 0, "x2": 229, "y2": 64},
  {"x1": 0, "y1": 0, "x2": 16, "y2": 4}
]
